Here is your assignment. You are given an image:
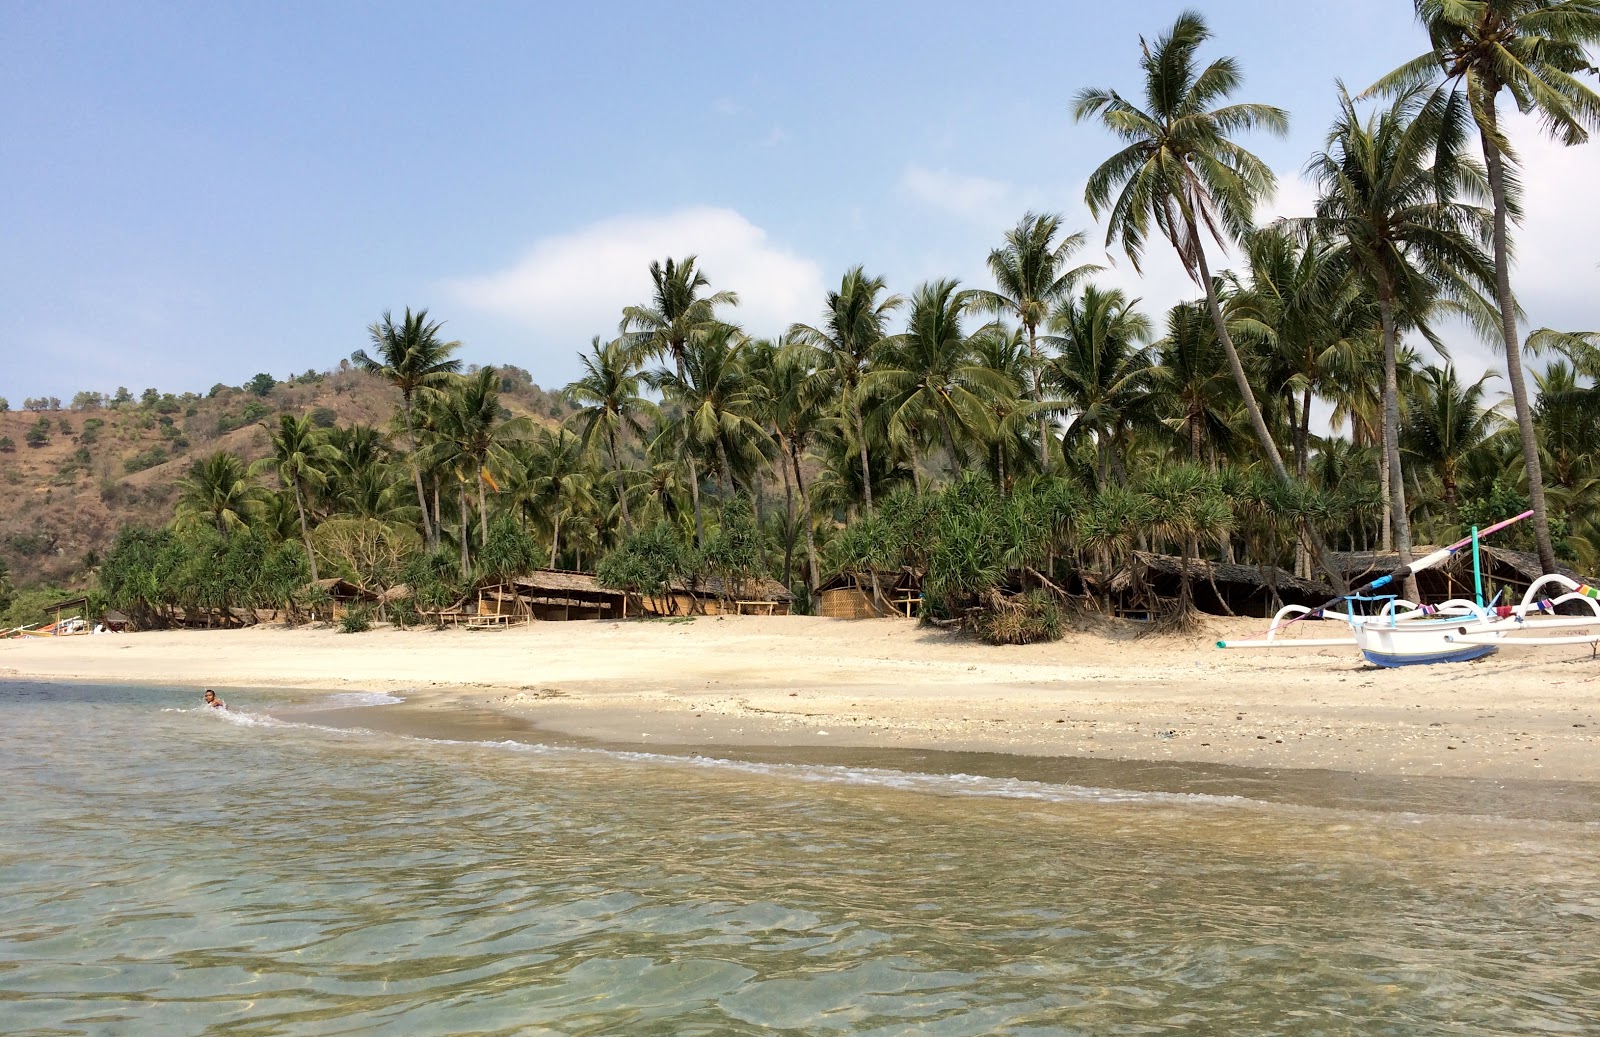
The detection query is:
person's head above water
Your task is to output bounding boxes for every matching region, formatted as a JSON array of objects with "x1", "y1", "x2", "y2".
[{"x1": 202, "y1": 689, "x2": 223, "y2": 708}]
